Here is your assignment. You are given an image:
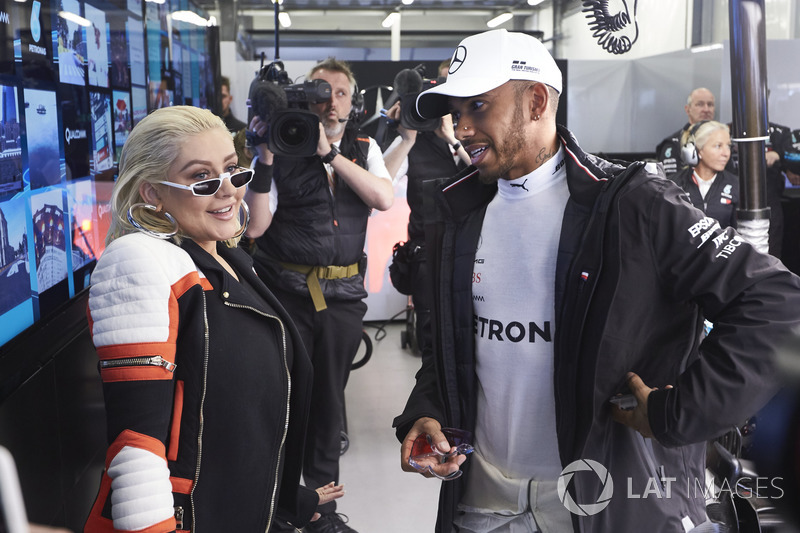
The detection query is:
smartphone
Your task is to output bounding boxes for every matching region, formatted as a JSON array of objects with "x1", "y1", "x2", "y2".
[
  {"x1": 0, "y1": 446, "x2": 29, "y2": 533},
  {"x1": 609, "y1": 394, "x2": 638, "y2": 411}
]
